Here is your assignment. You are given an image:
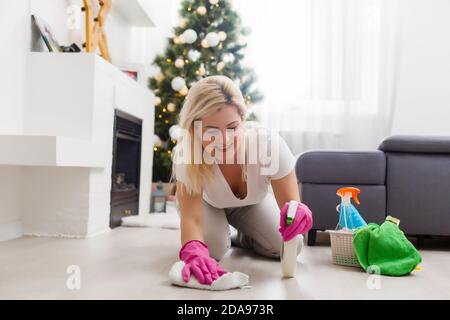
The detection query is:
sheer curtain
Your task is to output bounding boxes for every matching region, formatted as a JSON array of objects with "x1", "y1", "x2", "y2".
[{"x1": 235, "y1": 0, "x2": 400, "y2": 155}]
